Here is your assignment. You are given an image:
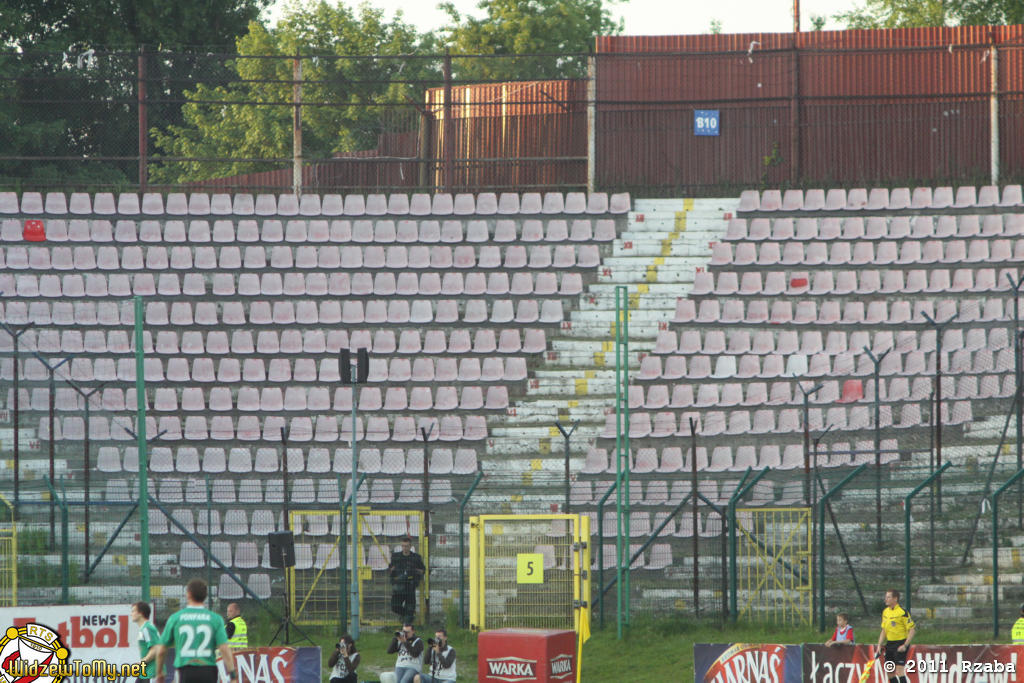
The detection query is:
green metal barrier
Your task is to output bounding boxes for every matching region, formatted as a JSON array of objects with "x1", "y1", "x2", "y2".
[
  {"x1": 991, "y1": 467, "x2": 1024, "y2": 639},
  {"x1": 904, "y1": 461, "x2": 953, "y2": 614},
  {"x1": 816, "y1": 464, "x2": 867, "y2": 630}
]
